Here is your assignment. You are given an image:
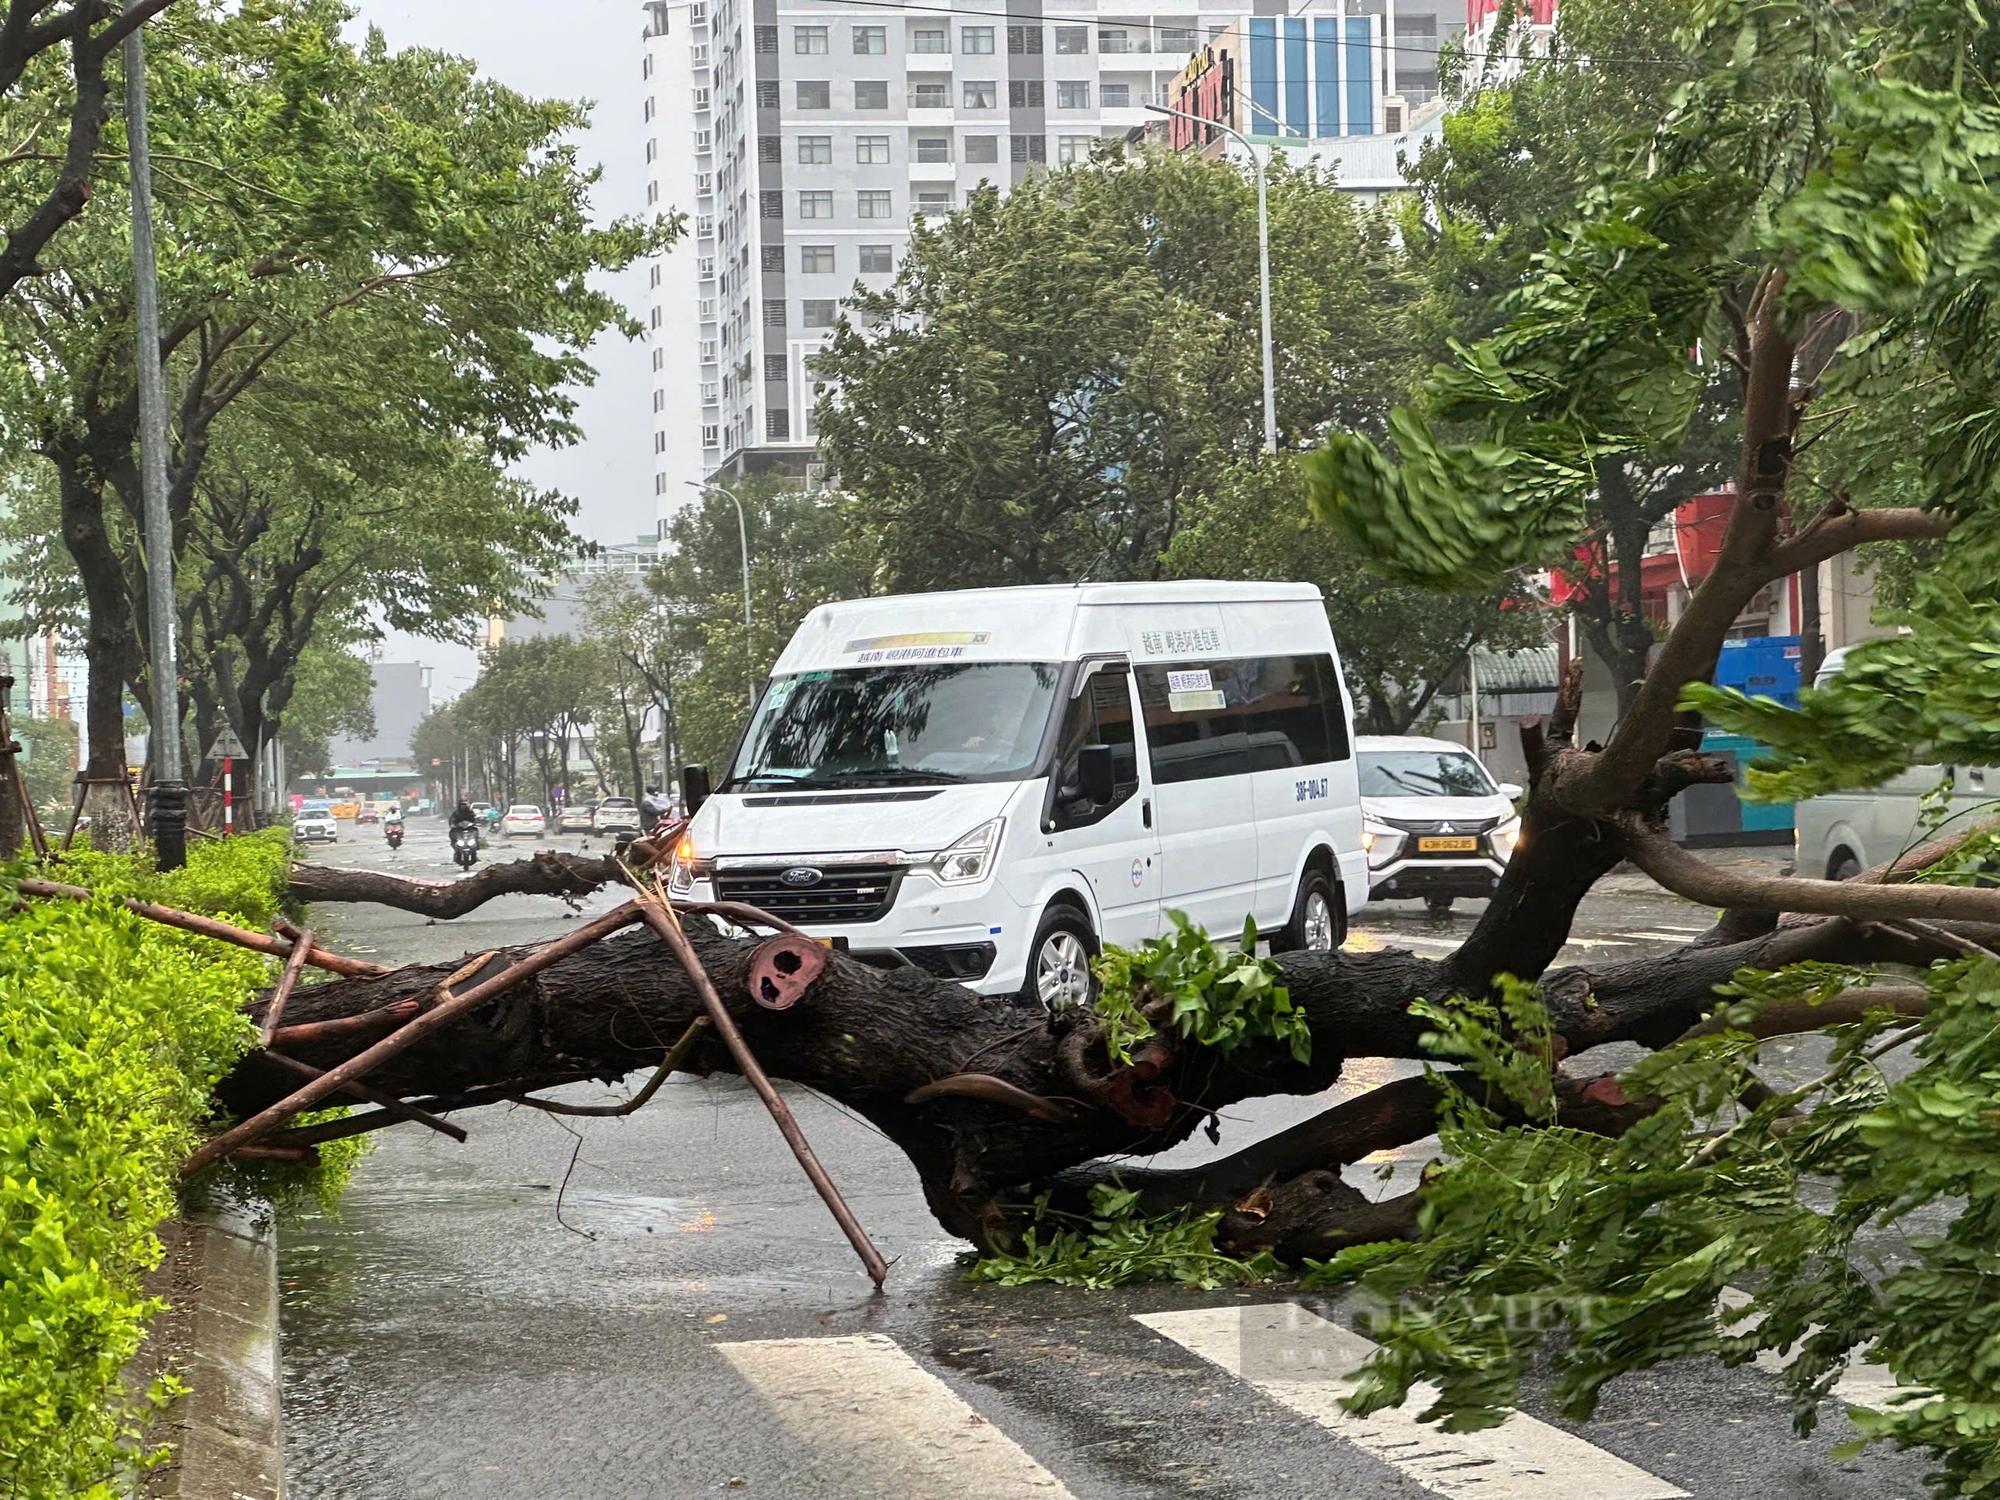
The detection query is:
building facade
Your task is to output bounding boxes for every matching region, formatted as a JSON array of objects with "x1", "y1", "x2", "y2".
[{"x1": 641, "y1": 0, "x2": 1462, "y2": 530}]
